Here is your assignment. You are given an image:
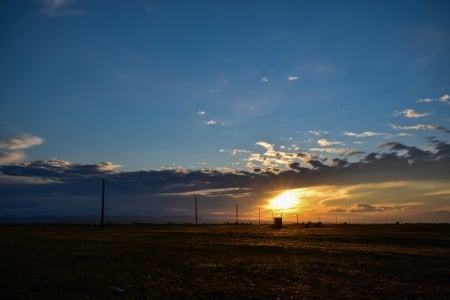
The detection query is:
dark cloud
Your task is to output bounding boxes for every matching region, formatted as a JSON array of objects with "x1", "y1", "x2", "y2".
[
  {"x1": 288, "y1": 162, "x2": 301, "y2": 171},
  {"x1": 308, "y1": 160, "x2": 327, "y2": 170},
  {"x1": 429, "y1": 138, "x2": 450, "y2": 161},
  {"x1": 328, "y1": 208, "x2": 347, "y2": 213},
  {"x1": 1, "y1": 139, "x2": 449, "y2": 219},
  {"x1": 350, "y1": 204, "x2": 397, "y2": 212},
  {"x1": 380, "y1": 142, "x2": 432, "y2": 163},
  {"x1": 1, "y1": 160, "x2": 119, "y2": 179}
]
